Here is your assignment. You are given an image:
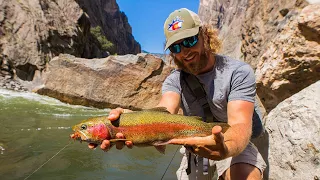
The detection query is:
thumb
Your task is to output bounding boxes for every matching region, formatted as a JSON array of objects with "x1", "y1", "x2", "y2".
[
  {"x1": 108, "y1": 108, "x2": 123, "y2": 121},
  {"x1": 212, "y1": 126, "x2": 224, "y2": 143}
]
